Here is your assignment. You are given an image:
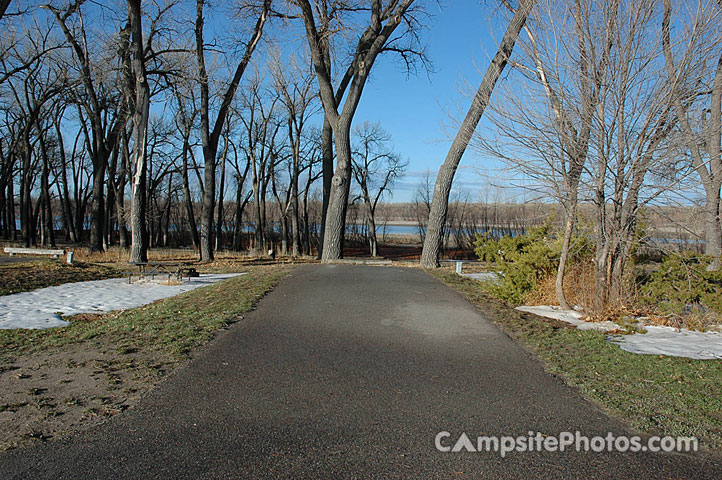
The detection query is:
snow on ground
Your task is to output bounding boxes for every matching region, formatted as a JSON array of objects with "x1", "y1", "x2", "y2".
[
  {"x1": 460, "y1": 272, "x2": 501, "y2": 282},
  {"x1": 608, "y1": 326, "x2": 722, "y2": 360},
  {"x1": 515, "y1": 305, "x2": 620, "y2": 331},
  {"x1": 0, "y1": 273, "x2": 244, "y2": 330},
  {"x1": 516, "y1": 305, "x2": 722, "y2": 360}
]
